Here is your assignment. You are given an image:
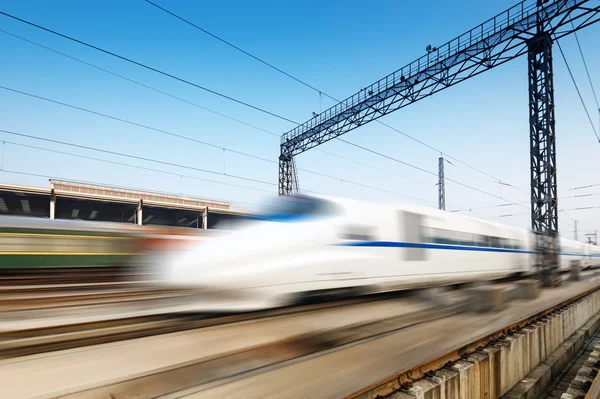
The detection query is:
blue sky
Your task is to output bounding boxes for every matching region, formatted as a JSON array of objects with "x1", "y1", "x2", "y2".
[{"x1": 0, "y1": 0, "x2": 599, "y2": 236}]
